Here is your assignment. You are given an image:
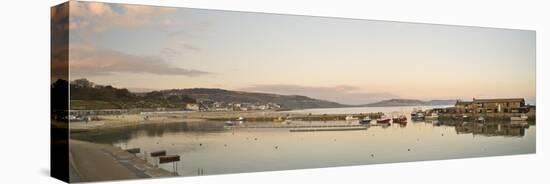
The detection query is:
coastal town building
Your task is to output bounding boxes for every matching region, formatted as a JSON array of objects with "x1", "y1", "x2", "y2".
[
  {"x1": 191, "y1": 101, "x2": 282, "y2": 112},
  {"x1": 455, "y1": 98, "x2": 527, "y2": 114}
]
